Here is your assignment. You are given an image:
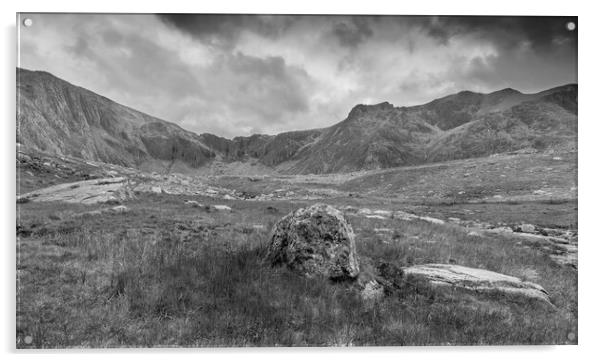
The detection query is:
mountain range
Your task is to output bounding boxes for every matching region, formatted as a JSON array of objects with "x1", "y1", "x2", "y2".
[{"x1": 17, "y1": 67, "x2": 577, "y2": 174}]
